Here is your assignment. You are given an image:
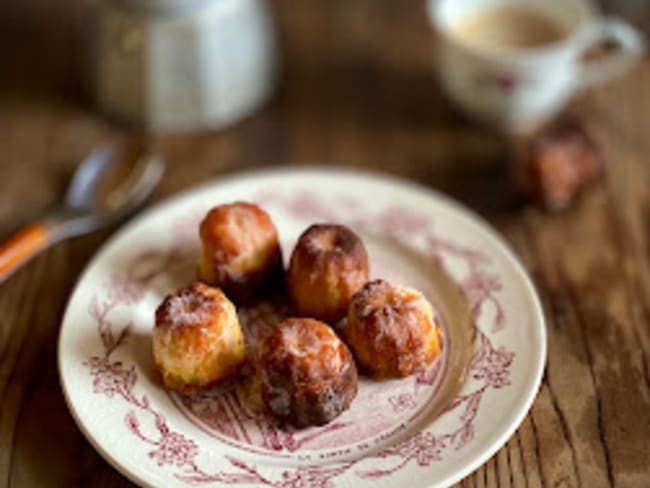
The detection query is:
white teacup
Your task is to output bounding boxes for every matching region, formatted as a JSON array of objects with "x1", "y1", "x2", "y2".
[{"x1": 427, "y1": 0, "x2": 646, "y2": 133}]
